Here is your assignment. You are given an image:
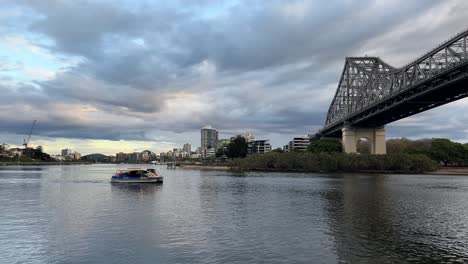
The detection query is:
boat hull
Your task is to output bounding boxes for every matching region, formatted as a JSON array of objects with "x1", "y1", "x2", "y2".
[{"x1": 111, "y1": 178, "x2": 163, "y2": 183}]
